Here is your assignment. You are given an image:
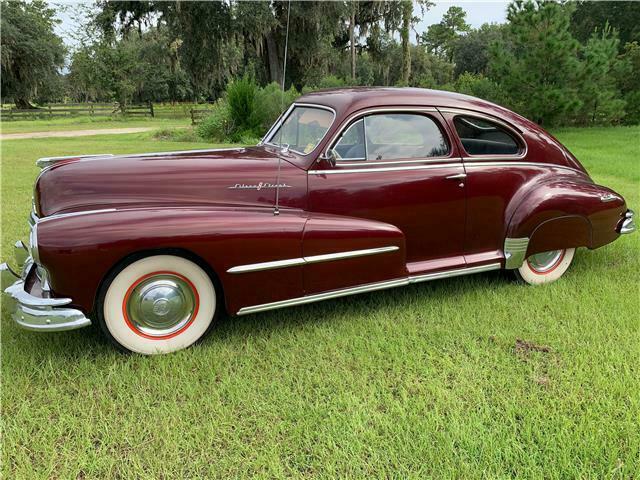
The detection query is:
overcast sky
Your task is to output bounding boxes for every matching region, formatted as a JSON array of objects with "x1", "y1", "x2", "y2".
[{"x1": 53, "y1": 1, "x2": 510, "y2": 49}]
